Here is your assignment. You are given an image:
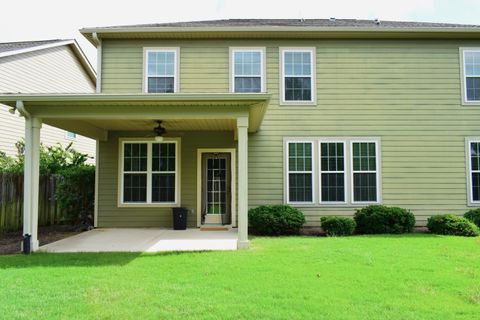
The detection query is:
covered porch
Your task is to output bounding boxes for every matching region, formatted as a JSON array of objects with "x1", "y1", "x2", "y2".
[{"x1": 0, "y1": 93, "x2": 270, "y2": 253}]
